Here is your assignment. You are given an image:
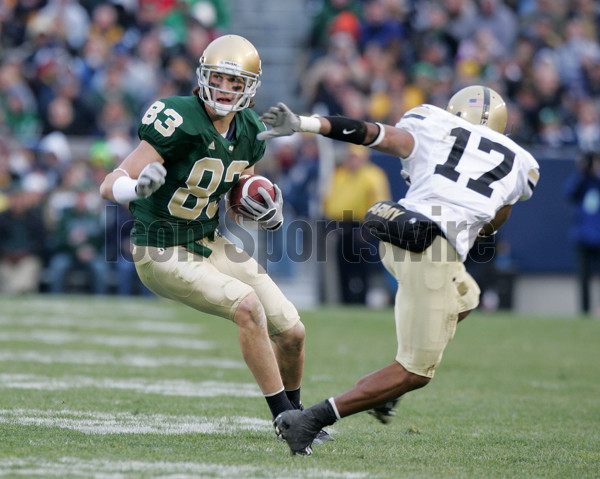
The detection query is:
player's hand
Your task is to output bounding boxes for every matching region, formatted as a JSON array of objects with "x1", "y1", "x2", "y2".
[
  {"x1": 238, "y1": 184, "x2": 284, "y2": 231},
  {"x1": 257, "y1": 103, "x2": 300, "y2": 140},
  {"x1": 135, "y1": 162, "x2": 167, "y2": 198},
  {"x1": 401, "y1": 169, "x2": 411, "y2": 186}
]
